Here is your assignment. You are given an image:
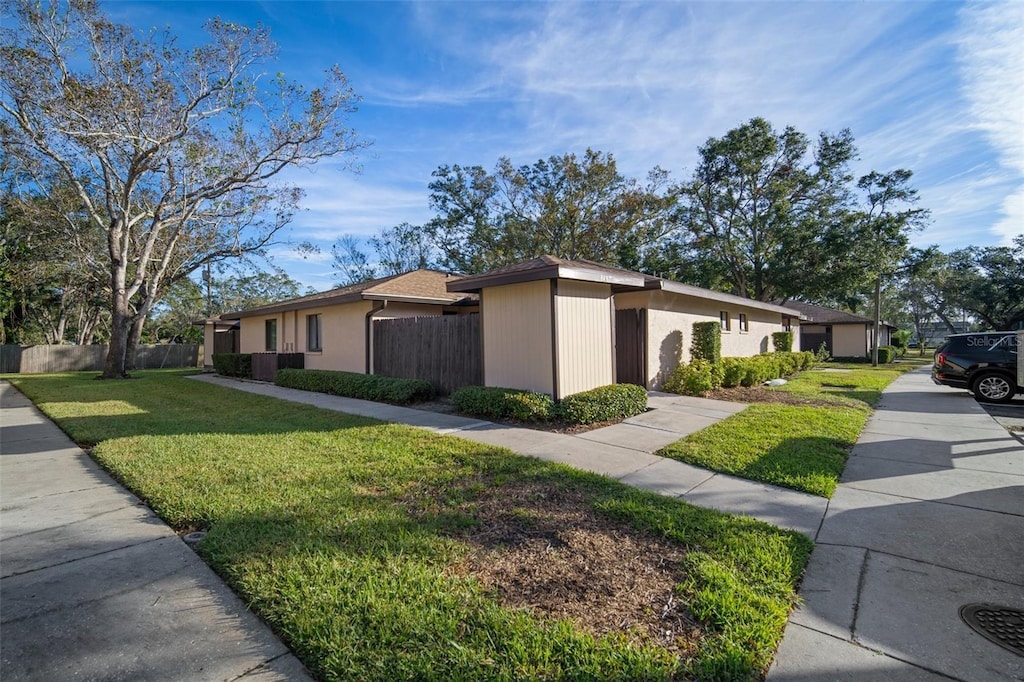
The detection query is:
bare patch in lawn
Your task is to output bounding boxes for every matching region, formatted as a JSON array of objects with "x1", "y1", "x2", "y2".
[
  {"x1": 408, "y1": 480, "x2": 701, "y2": 657},
  {"x1": 706, "y1": 385, "x2": 852, "y2": 407}
]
